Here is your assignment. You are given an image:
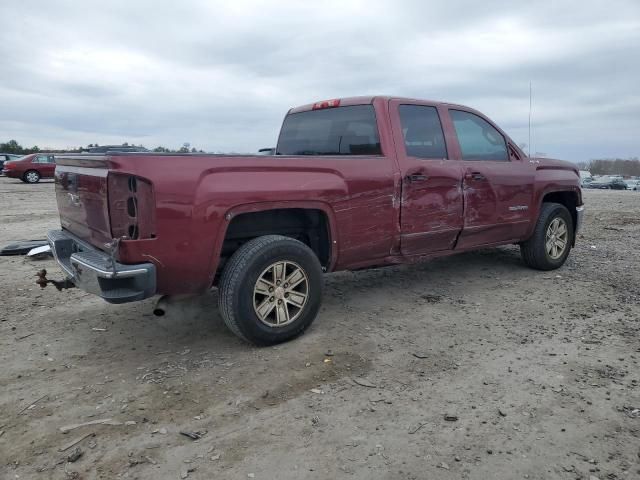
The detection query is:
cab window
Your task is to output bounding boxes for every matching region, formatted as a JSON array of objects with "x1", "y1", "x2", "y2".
[
  {"x1": 450, "y1": 110, "x2": 508, "y2": 161},
  {"x1": 398, "y1": 105, "x2": 447, "y2": 159}
]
